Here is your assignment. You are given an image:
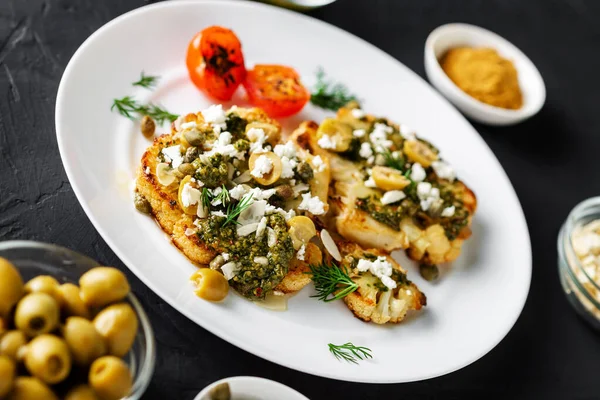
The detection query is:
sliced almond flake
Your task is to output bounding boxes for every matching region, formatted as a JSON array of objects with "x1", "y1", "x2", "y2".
[
  {"x1": 267, "y1": 227, "x2": 277, "y2": 247},
  {"x1": 254, "y1": 256, "x2": 268, "y2": 265},
  {"x1": 184, "y1": 228, "x2": 196, "y2": 237},
  {"x1": 321, "y1": 229, "x2": 341, "y2": 261},
  {"x1": 221, "y1": 262, "x2": 240, "y2": 280},
  {"x1": 233, "y1": 170, "x2": 253, "y2": 184},
  {"x1": 237, "y1": 222, "x2": 259, "y2": 237}
]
